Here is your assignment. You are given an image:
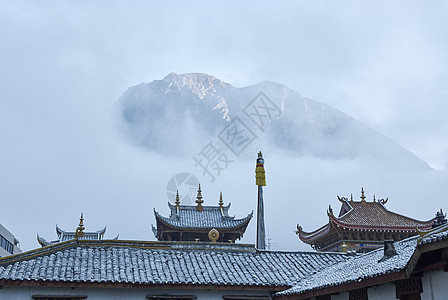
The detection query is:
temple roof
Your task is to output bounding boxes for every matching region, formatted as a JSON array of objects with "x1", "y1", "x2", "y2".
[
  {"x1": 0, "y1": 240, "x2": 348, "y2": 288},
  {"x1": 37, "y1": 214, "x2": 117, "y2": 247},
  {"x1": 297, "y1": 192, "x2": 435, "y2": 243},
  {"x1": 332, "y1": 201, "x2": 434, "y2": 230},
  {"x1": 154, "y1": 202, "x2": 253, "y2": 230},
  {"x1": 276, "y1": 223, "x2": 448, "y2": 298}
]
